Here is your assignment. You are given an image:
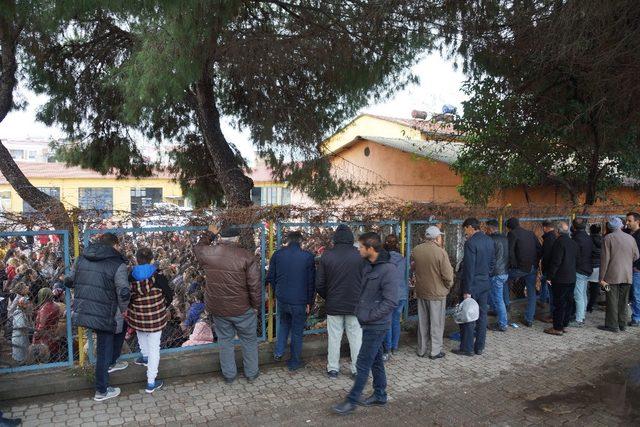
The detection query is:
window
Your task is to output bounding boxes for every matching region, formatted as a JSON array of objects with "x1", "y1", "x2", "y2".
[
  {"x1": 0, "y1": 191, "x2": 11, "y2": 212},
  {"x1": 9, "y1": 149, "x2": 24, "y2": 160},
  {"x1": 251, "y1": 186, "x2": 291, "y2": 206},
  {"x1": 79, "y1": 188, "x2": 113, "y2": 217},
  {"x1": 28, "y1": 151, "x2": 37, "y2": 160},
  {"x1": 23, "y1": 187, "x2": 60, "y2": 214},
  {"x1": 130, "y1": 187, "x2": 163, "y2": 213}
]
